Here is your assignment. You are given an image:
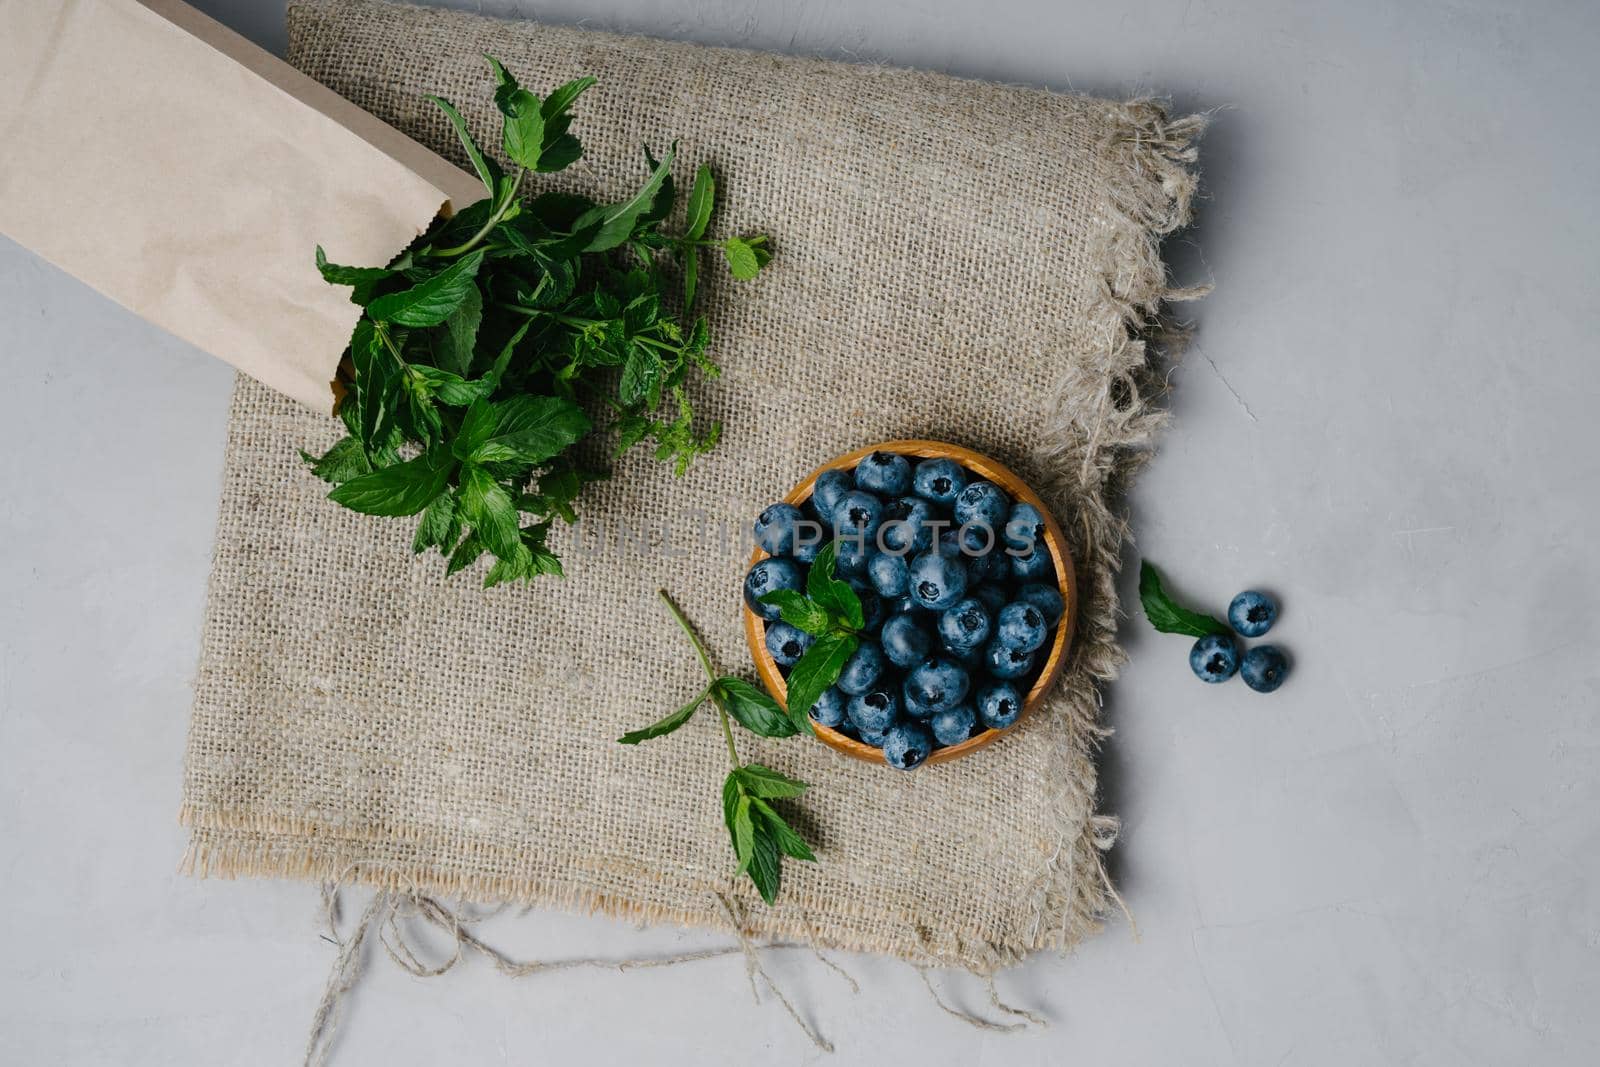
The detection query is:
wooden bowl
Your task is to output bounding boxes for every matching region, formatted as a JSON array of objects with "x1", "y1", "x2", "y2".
[{"x1": 743, "y1": 440, "x2": 1076, "y2": 765}]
